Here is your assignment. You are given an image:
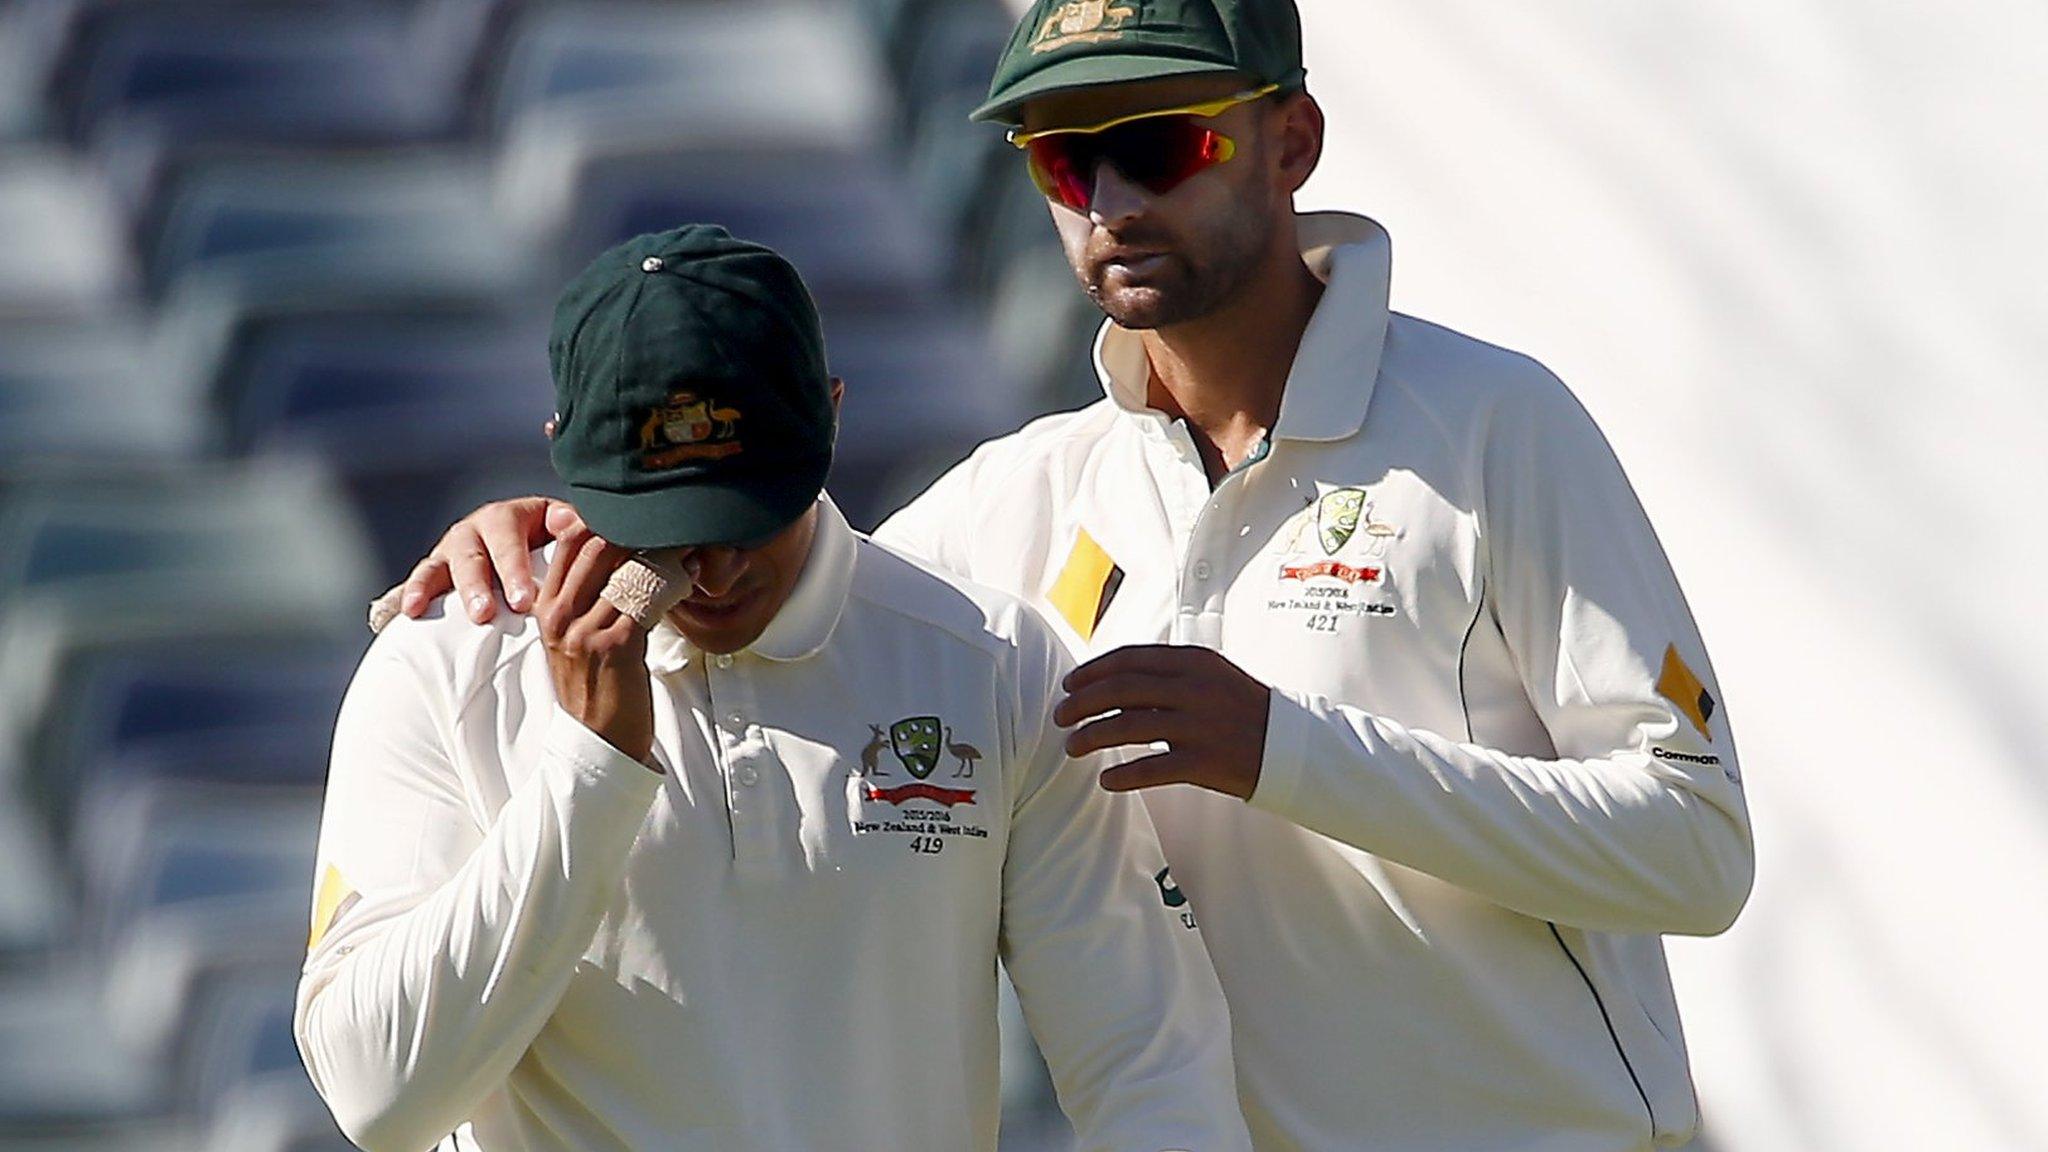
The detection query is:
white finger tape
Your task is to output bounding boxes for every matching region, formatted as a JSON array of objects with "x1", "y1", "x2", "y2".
[
  {"x1": 601, "y1": 554, "x2": 691, "y2": 629},
  {"x1": 367, "y1": 584, "x2": 404, "y2": 634}
]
